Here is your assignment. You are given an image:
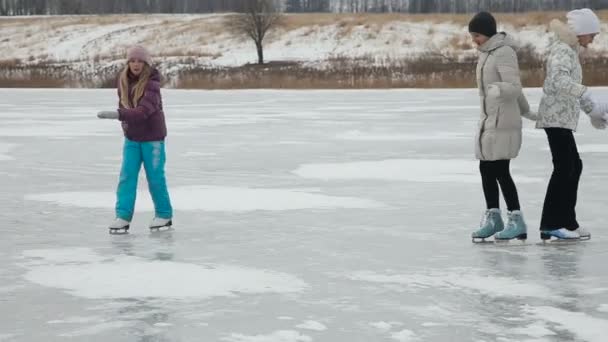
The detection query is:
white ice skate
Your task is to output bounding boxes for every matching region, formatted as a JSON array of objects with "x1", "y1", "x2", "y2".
[
  {"x1": 149, "y1": 217, "x2": 172, "y2": 231},
  {"x1": 108, "y1": 218, "x2": 130, "y2": 235},
  {"x1": 540, "y1": 228, "x2": 580, "y2": 243},
  {"x1": 573, "y1": 227, "x2": 591, "y2": 240}
]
